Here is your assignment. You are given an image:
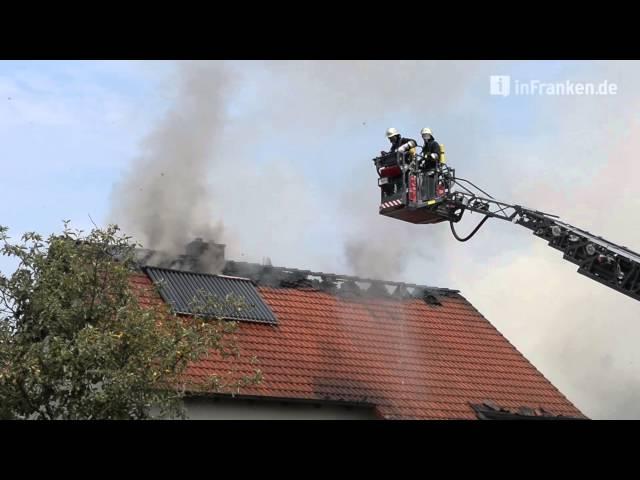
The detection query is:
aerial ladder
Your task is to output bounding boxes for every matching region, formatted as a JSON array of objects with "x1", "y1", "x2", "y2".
[{"x1": 373, "y1": 150, "x2": 640, "y2": 303}]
